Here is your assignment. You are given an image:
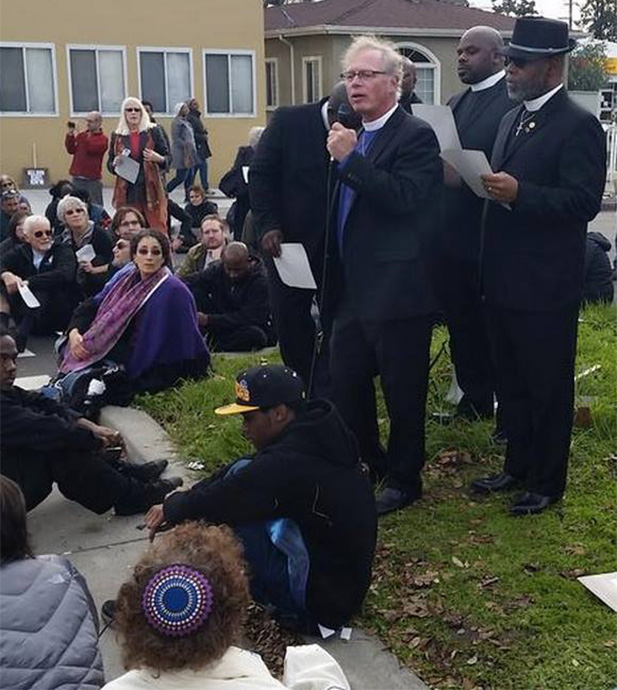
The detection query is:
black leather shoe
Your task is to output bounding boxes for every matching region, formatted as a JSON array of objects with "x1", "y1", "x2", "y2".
[
  {"x1": 375, "y1": 487, "x2": 420, "y2": 516},
  {"x1": 509, "y1": 491, "x2": 561, "y2": 516},
  {"x1": 470, "y1": 472, "x2": 521, "y2": 494},
  {"x1": 123, "y1": 459, "x2": 169, "y2": 483}
]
